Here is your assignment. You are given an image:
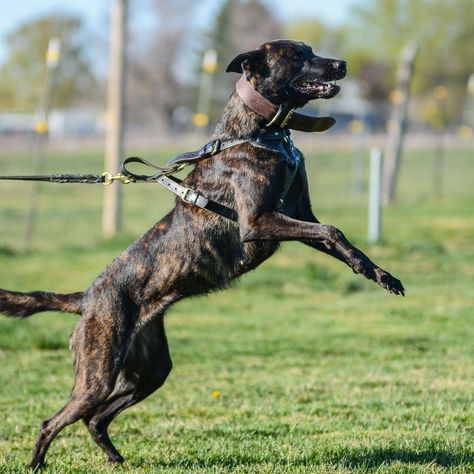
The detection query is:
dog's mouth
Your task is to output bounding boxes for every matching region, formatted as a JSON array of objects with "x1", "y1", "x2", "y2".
[{"x1": 291, "y1": 78, "x2": 341, "y2": 99}]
